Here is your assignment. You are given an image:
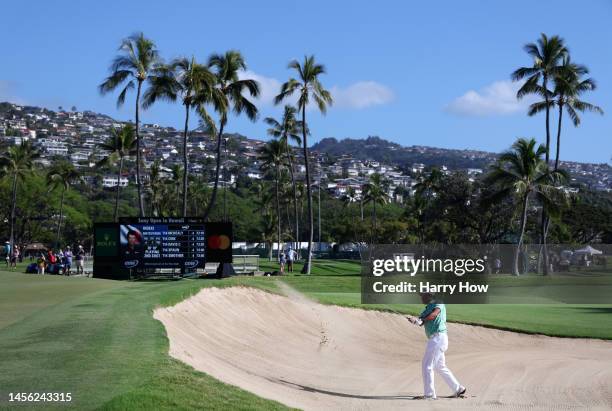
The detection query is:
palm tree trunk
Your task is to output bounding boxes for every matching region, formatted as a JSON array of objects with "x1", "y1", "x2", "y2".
[
  {"x1": 542, "y1": 216, "x2": 550, "y2": 276},
  {"x1": 541, "y1": 102, "x2": 564, "y2": 276},
  {"x1": 275, "y1": 165, "x2": 282, "y2": 262},
  {"x1": 135, "y1": 80, "x2": 145, "y2": 217},
  {"x1": 543, "y1": 75, "x2": 551, "y2": 165},
  {"x1": 554, "y1": 103, "x2": 563, "y2": 171},
  {"x1": 203, "y1": 120, "x2": 225, "y2": 220},
  {"x1": 540, "y1": 75, "x2": 551, "y2": 275},
  {"x1": 317, "y1": 178, "x2": 321, "y2": 251},
  {"x1": 285, "y1": 203, "x2": 291, "y2": 234},
  {"x1": 542, "y1": 101, "x2": 565, "y2": 276},
  {"x1": 372, "y1": 201, "x2": 377, "y2": 243},
  {"x1": 301, "y1": 105, "x2": 313, "y2": 275},
  {"x1": 9, "y1": 173, "x2": 17, "y2": 254},
  {"x1": 175, "y1": 184, "x2": 180, "y2": 214},
  {"x1": 182, "y1": 103, "x2": 190, "y2": 217},
  {"x1": 114, "y1": 156, "x2": 124, "y2": 222},
  {"x1": 360, "y1": 197, "x2": 364, "y2": 221},
  {"x1": 285, "y1": 141, "x2": 299, "y2": 252},
  {"x1": 55, "y1": 187, "x2": 66, "y2": 248},
  {"x1": 514, "y1": 193, "x2": 529, "y2": 276}
]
